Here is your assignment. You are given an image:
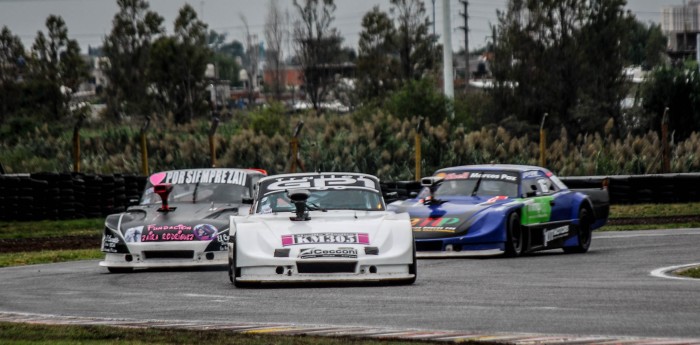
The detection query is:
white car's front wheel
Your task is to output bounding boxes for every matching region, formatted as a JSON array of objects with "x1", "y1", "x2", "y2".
[{"x1": 229, "y1": 237, "x2": 252, "y2": 288}]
